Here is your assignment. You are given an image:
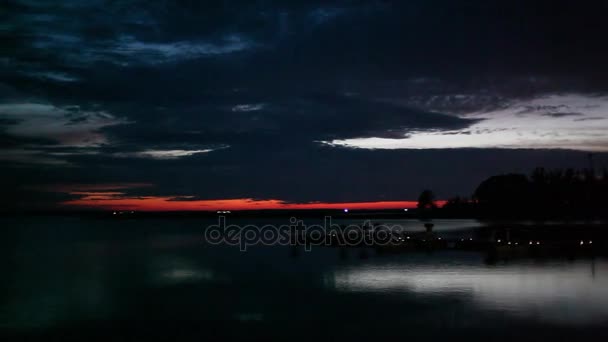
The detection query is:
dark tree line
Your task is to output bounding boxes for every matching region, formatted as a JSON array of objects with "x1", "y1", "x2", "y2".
[{"x1": 438, "y1": 168, "x2": 608, "y2": 218}]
